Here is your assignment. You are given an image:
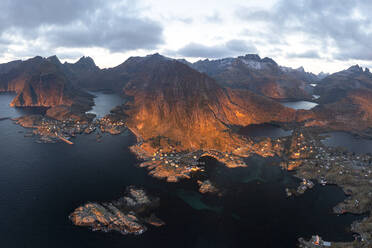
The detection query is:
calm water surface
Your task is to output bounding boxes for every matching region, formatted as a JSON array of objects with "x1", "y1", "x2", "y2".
[
  {"x1": 86, "y1": 91, "x2": 124, "y2": 118},
  {"x1": 312, "y1": 95, "x2": 320, "y2": 99},
  {"x1": 281, "y1": 101, "x2": 318, "y2": 110},
  {"x1": 239, "y1": 123, "x2": 292, "y2": 138},
  {"x1": 0, "y1": 93, "x2": 359, "y2": 248},
  {"x1": 322, "y1": 132, "x2": 372, "y2": 154}
]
